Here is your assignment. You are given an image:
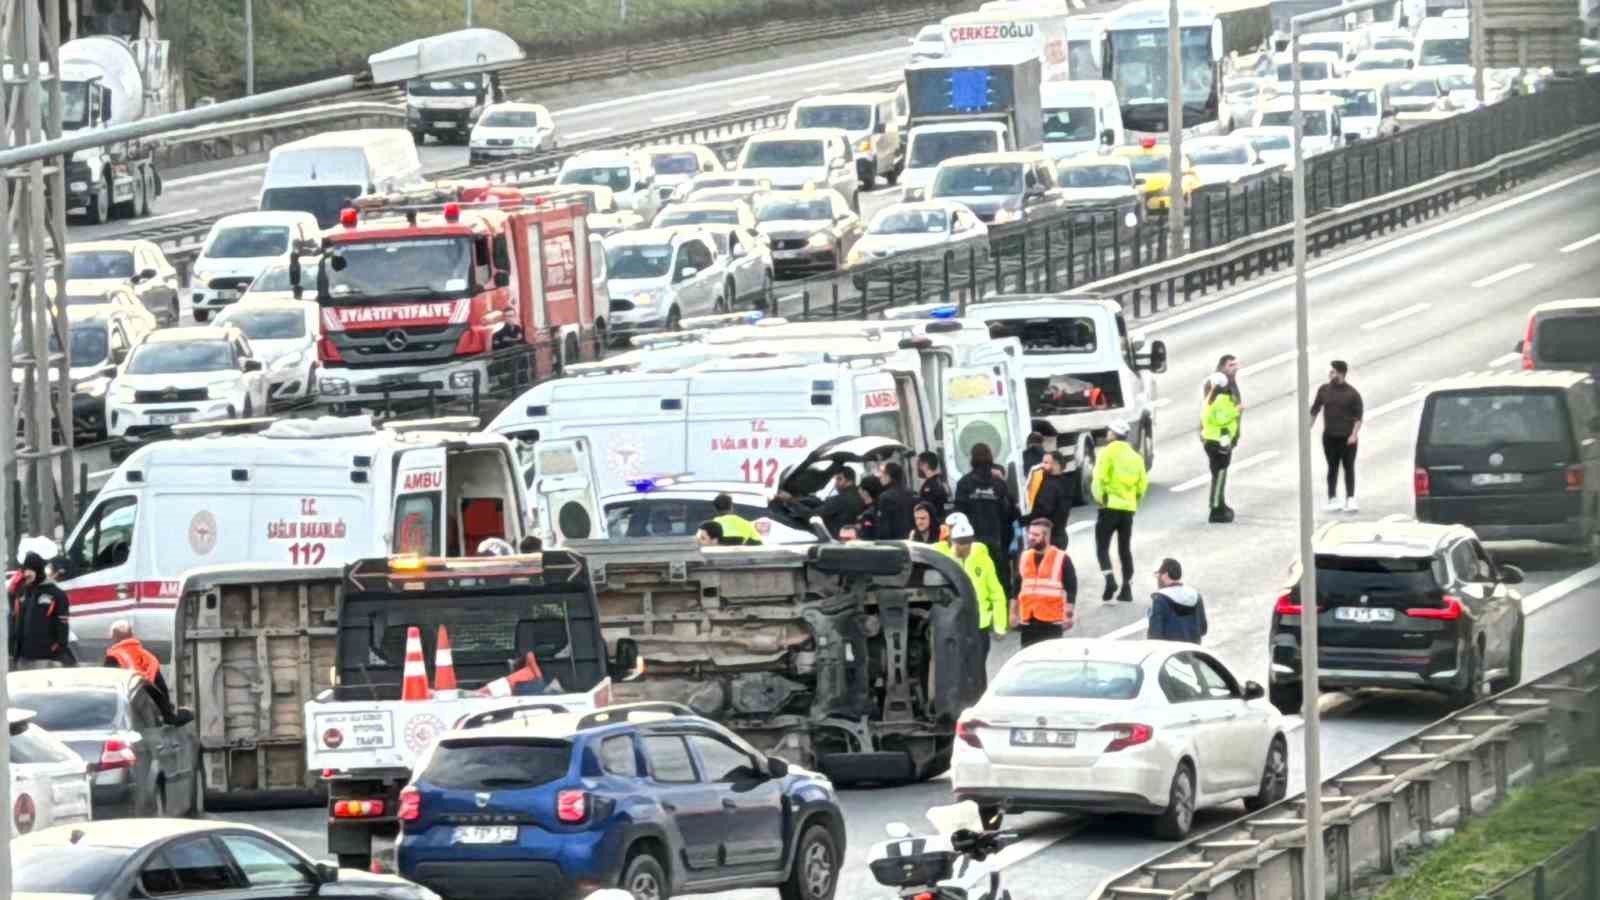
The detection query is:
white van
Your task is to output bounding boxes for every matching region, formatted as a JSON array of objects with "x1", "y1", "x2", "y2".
[
  {"x1": 1254, "y1": 94, "x2": 1344, "y2": 157},
  {"x1": 258, "y1": 129, "x2": 425, "y2": 229},
  {"x1": 48, "y1": 416, "x2": 531, "y2": 660},
  {"x1": 901, "y1": 122, "x2": 1015, "y2": 200},
  {"x1": 187, "y1": 211, "x2": 321, "y2": 323},
  {"x1": 786, "y1": 92, "x2": 906, "y2": 189},
  {"x1": 1040, "y1": 80, "x2": 1124, "y2": 160},
  {"x1": 1414, "y1": 15, "x2": 1471, "y2": 69}
]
